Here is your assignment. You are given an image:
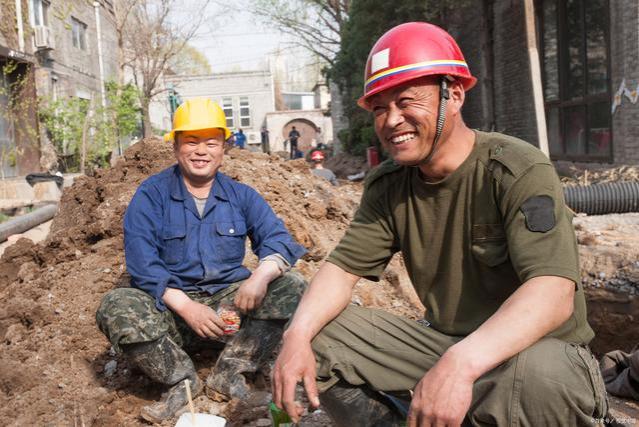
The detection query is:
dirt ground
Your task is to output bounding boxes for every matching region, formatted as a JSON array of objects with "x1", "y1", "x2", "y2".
[{"x1": 0, "y1": 141, "x2": 637, "y2": 426}]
